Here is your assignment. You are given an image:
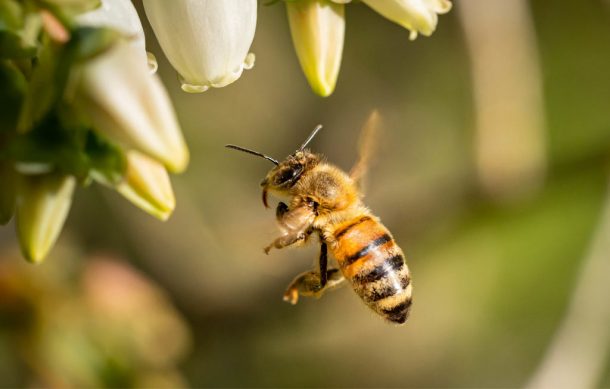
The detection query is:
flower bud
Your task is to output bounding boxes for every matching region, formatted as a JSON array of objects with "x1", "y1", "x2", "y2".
[
  {"x1": 16, "y1": 174, "x2": 76, "y2": 263},
  {"x1": 286, "y1": 0, "x2": 345, "y2": 97},
  {"x1": 117, "y1": 151, "x2": 175, "y2": 221},
  {"x1": 76, "y1": 41, "x2": 189, "y2": 173},
  {"x1": 363, "y1": 0, "x2": 452, "y2": 40},
  {"x1": 77, "y1": 0, "x2": 157, "y2": 72},
  {"x1": 142, "y1": 0, "x2": 257, "y2": 93}
]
